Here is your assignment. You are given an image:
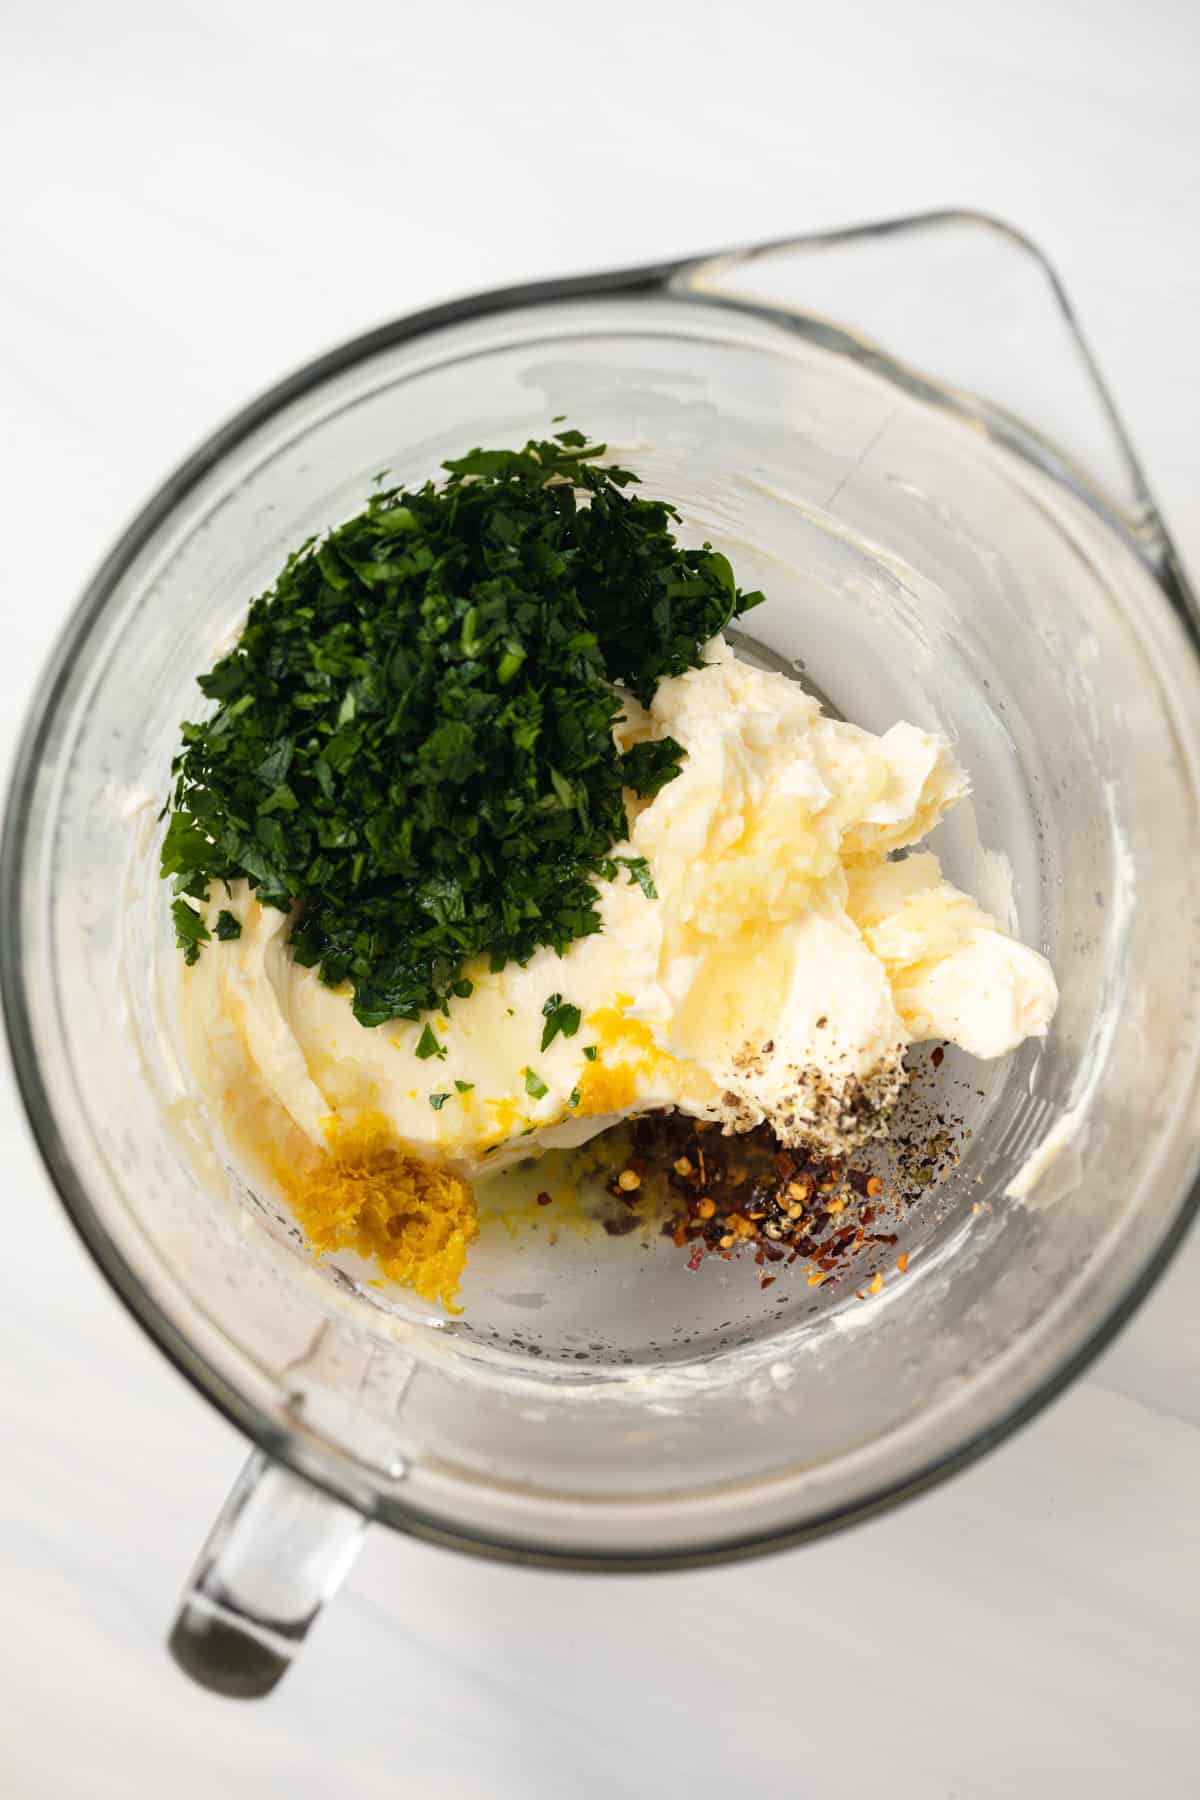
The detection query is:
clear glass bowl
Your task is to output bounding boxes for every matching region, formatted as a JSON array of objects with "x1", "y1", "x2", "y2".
[{"x1": 5, "y1": 212, "x2": 1200, "y2": 1698}]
